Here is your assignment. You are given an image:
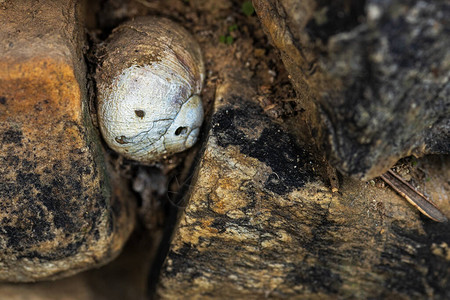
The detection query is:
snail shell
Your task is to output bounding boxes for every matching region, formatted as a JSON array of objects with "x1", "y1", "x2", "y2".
[{"x1": 96, "y1": 17, "x2": 205, "y2": 163}]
